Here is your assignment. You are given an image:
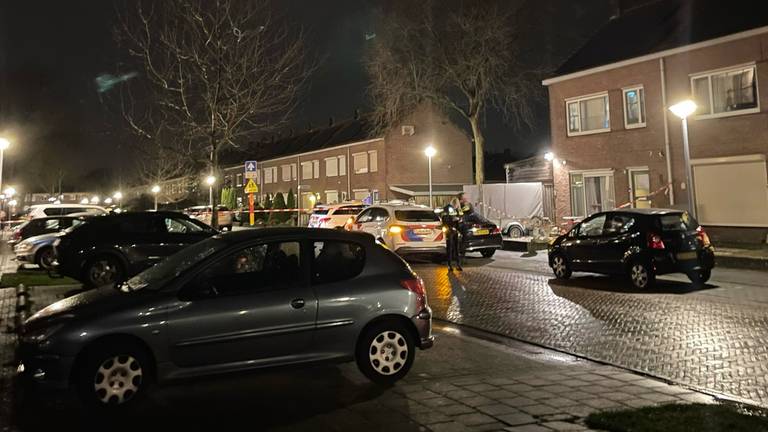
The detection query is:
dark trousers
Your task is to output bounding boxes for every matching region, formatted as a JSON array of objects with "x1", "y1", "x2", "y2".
[{"x1": 446, "y1": 230, "x2": 462, "y2": 268}]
